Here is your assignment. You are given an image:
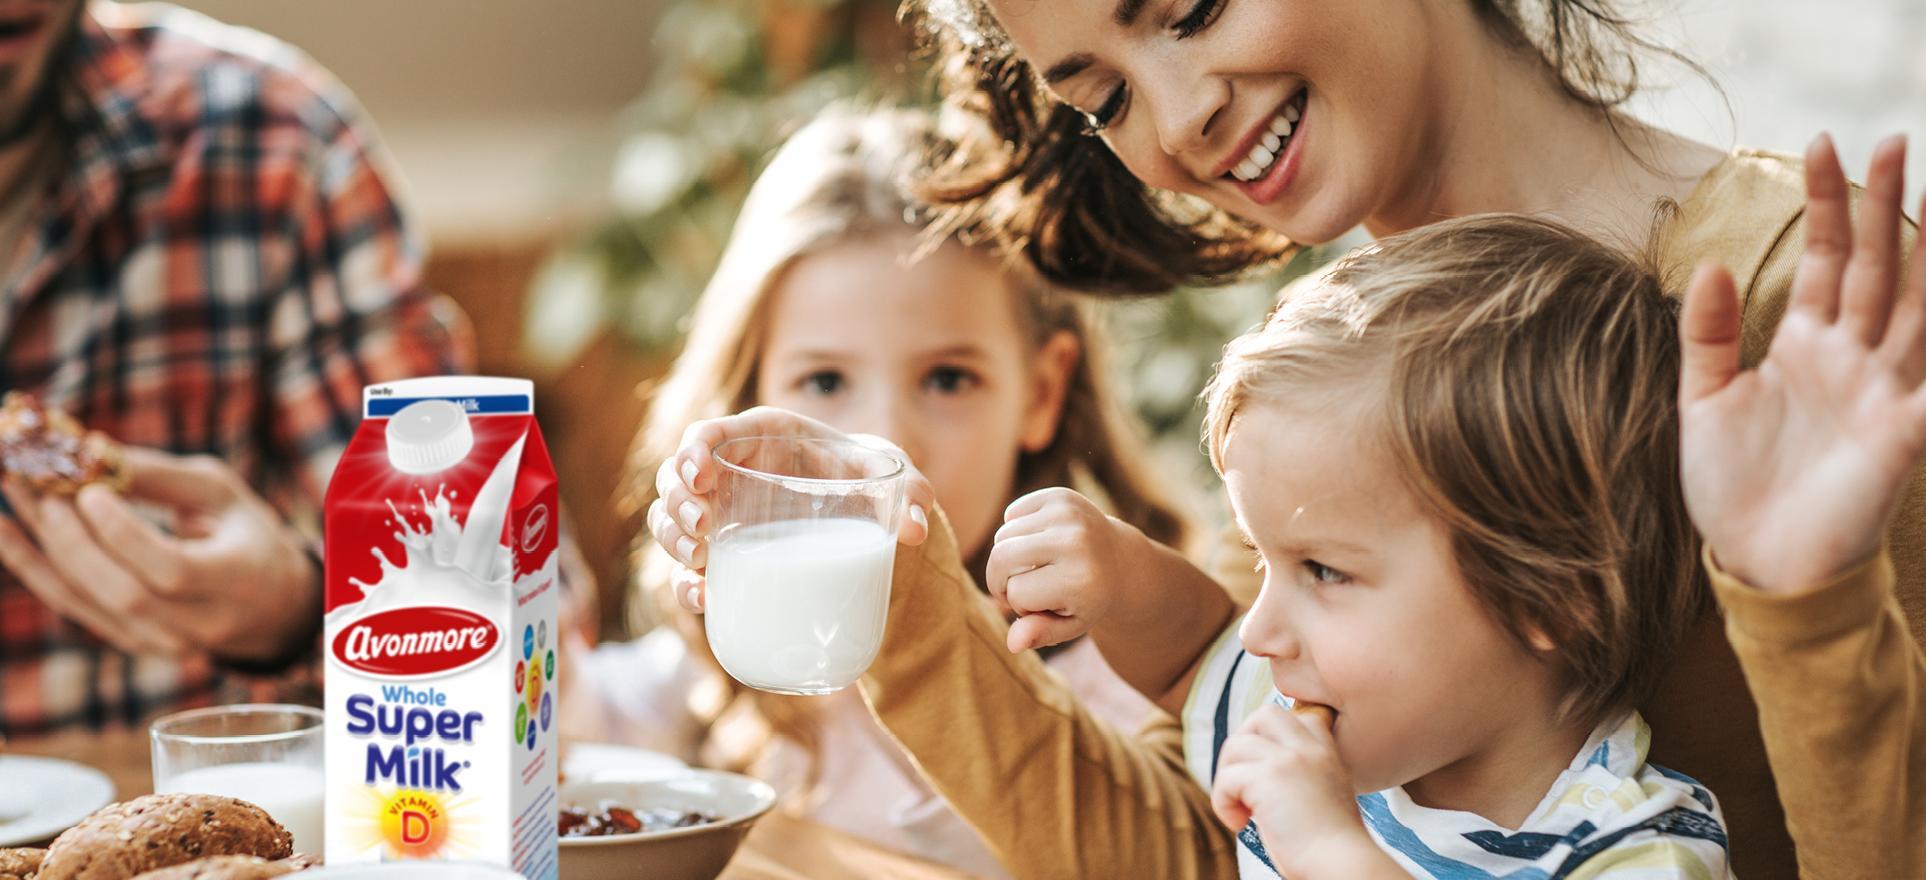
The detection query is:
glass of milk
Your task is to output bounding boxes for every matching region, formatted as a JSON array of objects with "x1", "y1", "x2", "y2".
[
  {"x1": 152, "y1": 704, "x2": 325, "y2": 854},
  {"x1": 703, "y1": 435, "x2": 908, "y2": 695}
]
